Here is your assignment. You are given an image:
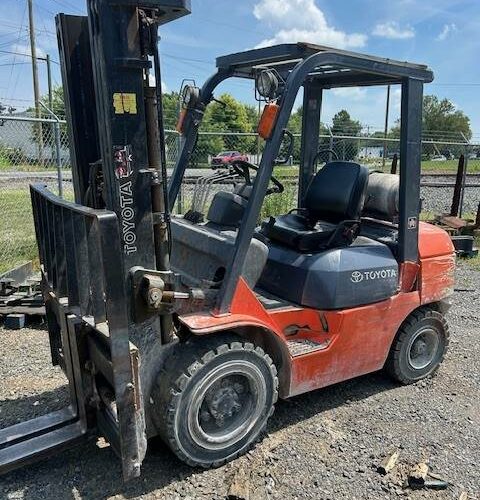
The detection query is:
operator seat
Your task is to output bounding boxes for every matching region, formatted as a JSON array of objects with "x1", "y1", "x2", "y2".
[{"x1": 260, "y1": 161, "x2": 369, "y2": 252}]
